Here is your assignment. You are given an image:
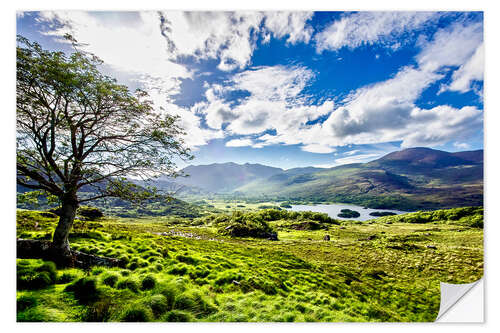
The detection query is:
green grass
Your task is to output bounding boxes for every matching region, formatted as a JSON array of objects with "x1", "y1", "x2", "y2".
[{"x1": 16, "y1": 206, "x2": 483, "y2": 322}]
